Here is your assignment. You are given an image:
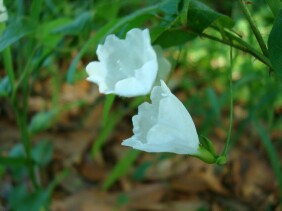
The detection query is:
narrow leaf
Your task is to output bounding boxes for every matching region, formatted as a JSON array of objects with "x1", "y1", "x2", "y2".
[
  {"x1": 28, "y1": 109, "x2": 59, "y2": 134},
  {"x1": 0, "y1": 18, "x2": 36, "y2": 51},
  {"x1": 268, "y1": 9, "x2": 282, "y2": 79},
  {"x1": 0, "y1": 156, "x2": 30, "y2": 167},
  {"x1": 102, "y1": 94, "x2": 116, "y2": 127},
  {"x1": 253, "y1": 120, "x2": 282, "y2": 203}
]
